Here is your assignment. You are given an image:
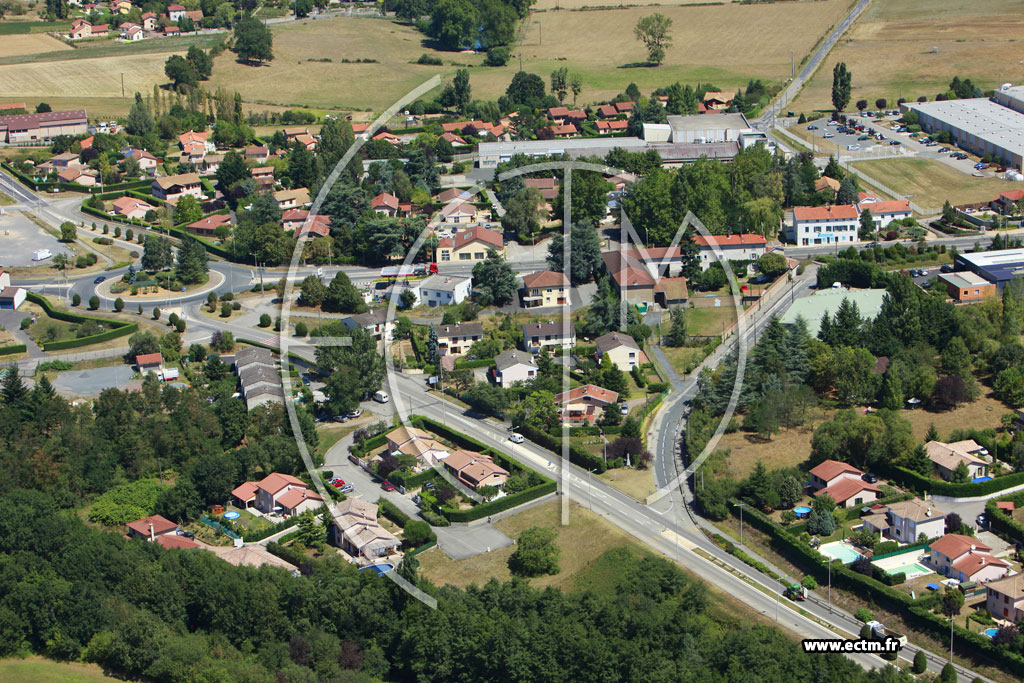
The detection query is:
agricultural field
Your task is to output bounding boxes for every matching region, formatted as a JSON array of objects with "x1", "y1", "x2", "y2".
[
  {"x1": 849, "y1": 157, "x2": 1012, "y2": 210},
  {"x1": 209, "y1": 1, "x2": 849, "y2": 111},
  {"x1": 789, "y1": 0, "x2": 1024, "y2": 113},
  {"x1": 0, "y1": 33, "x2": 70, "y2": 58},
  {"x1": 0, "y1": 657, "x2": 118, "y2": 682},
  {"x1": 0, "y1": 53, "x2": 175, "y2": 102}
]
